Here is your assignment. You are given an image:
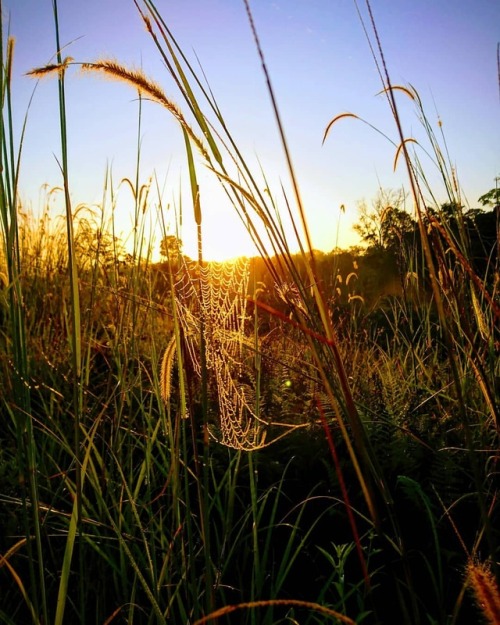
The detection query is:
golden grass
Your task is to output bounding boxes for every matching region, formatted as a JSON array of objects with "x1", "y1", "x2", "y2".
[
  {"x1": 28, "y1": 57, "x2": 210, "y2": 163},
  {"x1": 160, "y1": 335, "x2": 176, "y2": 403},
  {"x1": 81, "y1": 59, "x2": 210, "y2": 161},
  {"x1": 26, "y1": 56, "x2": 74, "y2": 78},
  {"x1": 466, "y1": 559, "x2": 500, "y2": 625},
  {"x1": 192, "y1": 599, "x2": 357, "y2": 625}
]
